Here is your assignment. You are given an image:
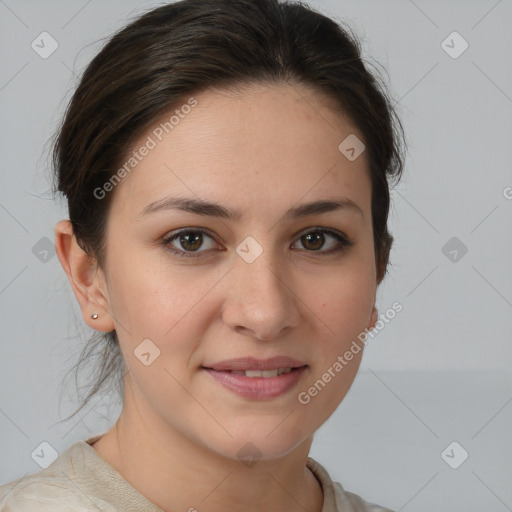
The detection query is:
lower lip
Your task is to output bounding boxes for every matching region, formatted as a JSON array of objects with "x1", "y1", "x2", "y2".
[{"x1": 202, "y1": 366, "x2": 308, "y2": 400}]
